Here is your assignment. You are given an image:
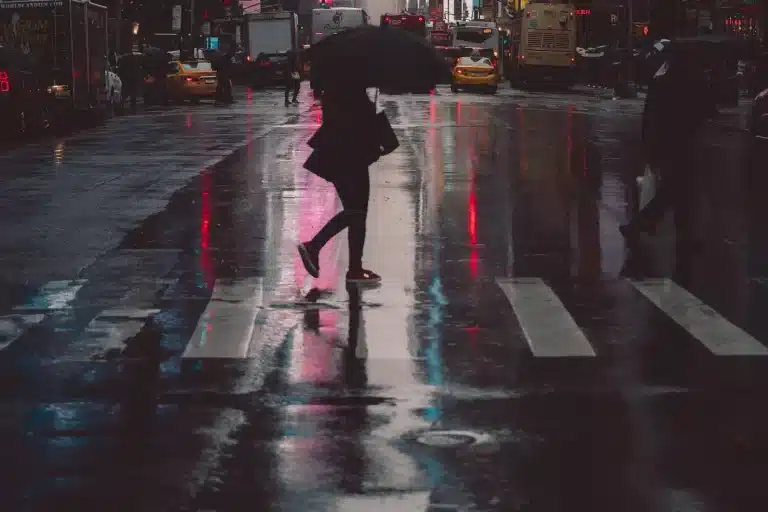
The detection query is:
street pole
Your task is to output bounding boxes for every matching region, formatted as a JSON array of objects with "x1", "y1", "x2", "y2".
[
  {"x1": 115, "y1": 0, "x2": 122, "y2": 54},
  {"x1": 190, "y1": 0, "x2": 195, "y2": 50},
  {"x1": 624, "y1": 0, "x2": 636, "y2": 97}
]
